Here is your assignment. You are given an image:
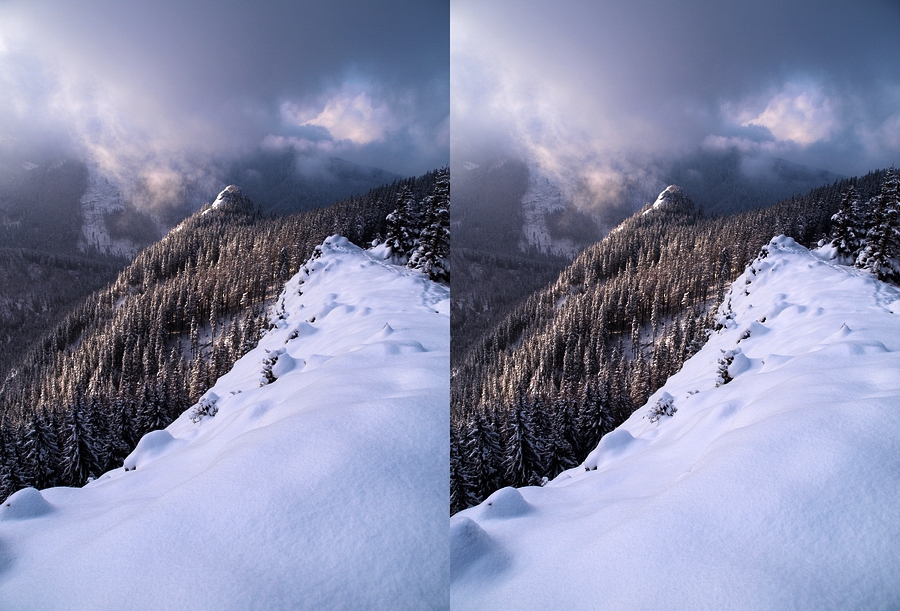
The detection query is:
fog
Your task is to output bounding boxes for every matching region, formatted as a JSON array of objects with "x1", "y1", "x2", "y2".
[
  {"x1": 0, "y1": 0, "x2": 448, "y2": 205},
  {"x1": 452, "y1": 0, "x2": 900, "y2": 207}
]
